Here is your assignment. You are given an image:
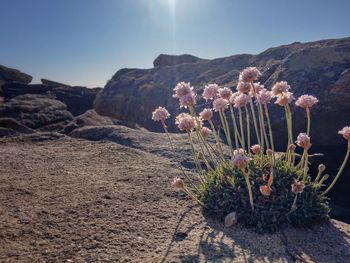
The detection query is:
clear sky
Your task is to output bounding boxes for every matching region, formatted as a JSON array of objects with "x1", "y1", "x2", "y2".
[{"x1": 1, "y1": 0, "x2": 350, "y2": 87}]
